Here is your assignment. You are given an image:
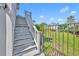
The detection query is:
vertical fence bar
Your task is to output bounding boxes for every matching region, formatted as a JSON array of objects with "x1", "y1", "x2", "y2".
[
  {"x1": 42, "y1": 25, "x2": 45, "y2": 53},
  {"x1": 78, "y1": 24, "x2": 79, "y2": 49},
  {"x1": 51, "y1": 24, "x2": 54, "y2": 54},
  {"x1": 73, "y1": 23, "x2": 75, "y2": 56},
  {"x1": 50, "y1": 25, "x2": 53, "y2": 55},
  {"x1": 48, "y1": 25, "x2": 49, "y2": 41},
  {"x1": 67, "y1": 24, "x2": 69, "y2": 56},
  {"x1": 55, "y1": 24, "x2": 56, "y2": 49},
  {"x1": 48, "y1": 25, "x2": 50, "y2": 55},
  {"x1": 49, "y1": 25, "x2": 51, "y2": 43},
  {"x1": 52, "y1": 24, "x2": 55, "y2": 56},
  {"x1": 48, "y1": 25, "x2": 52, "y2": 55},
  {"x1": 78, "y1": 23, "x2": 79, "y2": 55},
  {"x1": 54, "y1": 24, "x2": 57, "y2": 55},
  {"x1": 58, "y1": 24, "x2": 60, "y2": 50},
  {"x1": 50, "y1": 25, "x2": 51, "y2": 55},
  {"x1": 62, "y1": 26, "x2": 64, "y2": 54},
  {"x1": 42, "y1": 32, "x2": 44, "y2": 51}
]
